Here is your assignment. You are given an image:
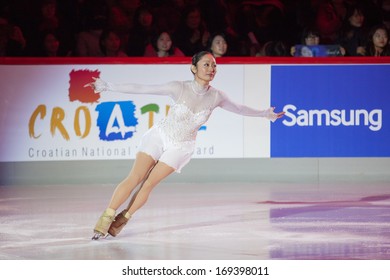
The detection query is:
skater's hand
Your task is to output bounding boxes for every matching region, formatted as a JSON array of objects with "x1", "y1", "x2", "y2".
[
  {"x1": 267, "y1": 107, "x2": 285, "y2": 122},
  {"x1": 84, "y1": 77, "x2": 110, "y2": 93},
  {"x1": 274, "y1": 108, "x2": 285, "y2": 119}
]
